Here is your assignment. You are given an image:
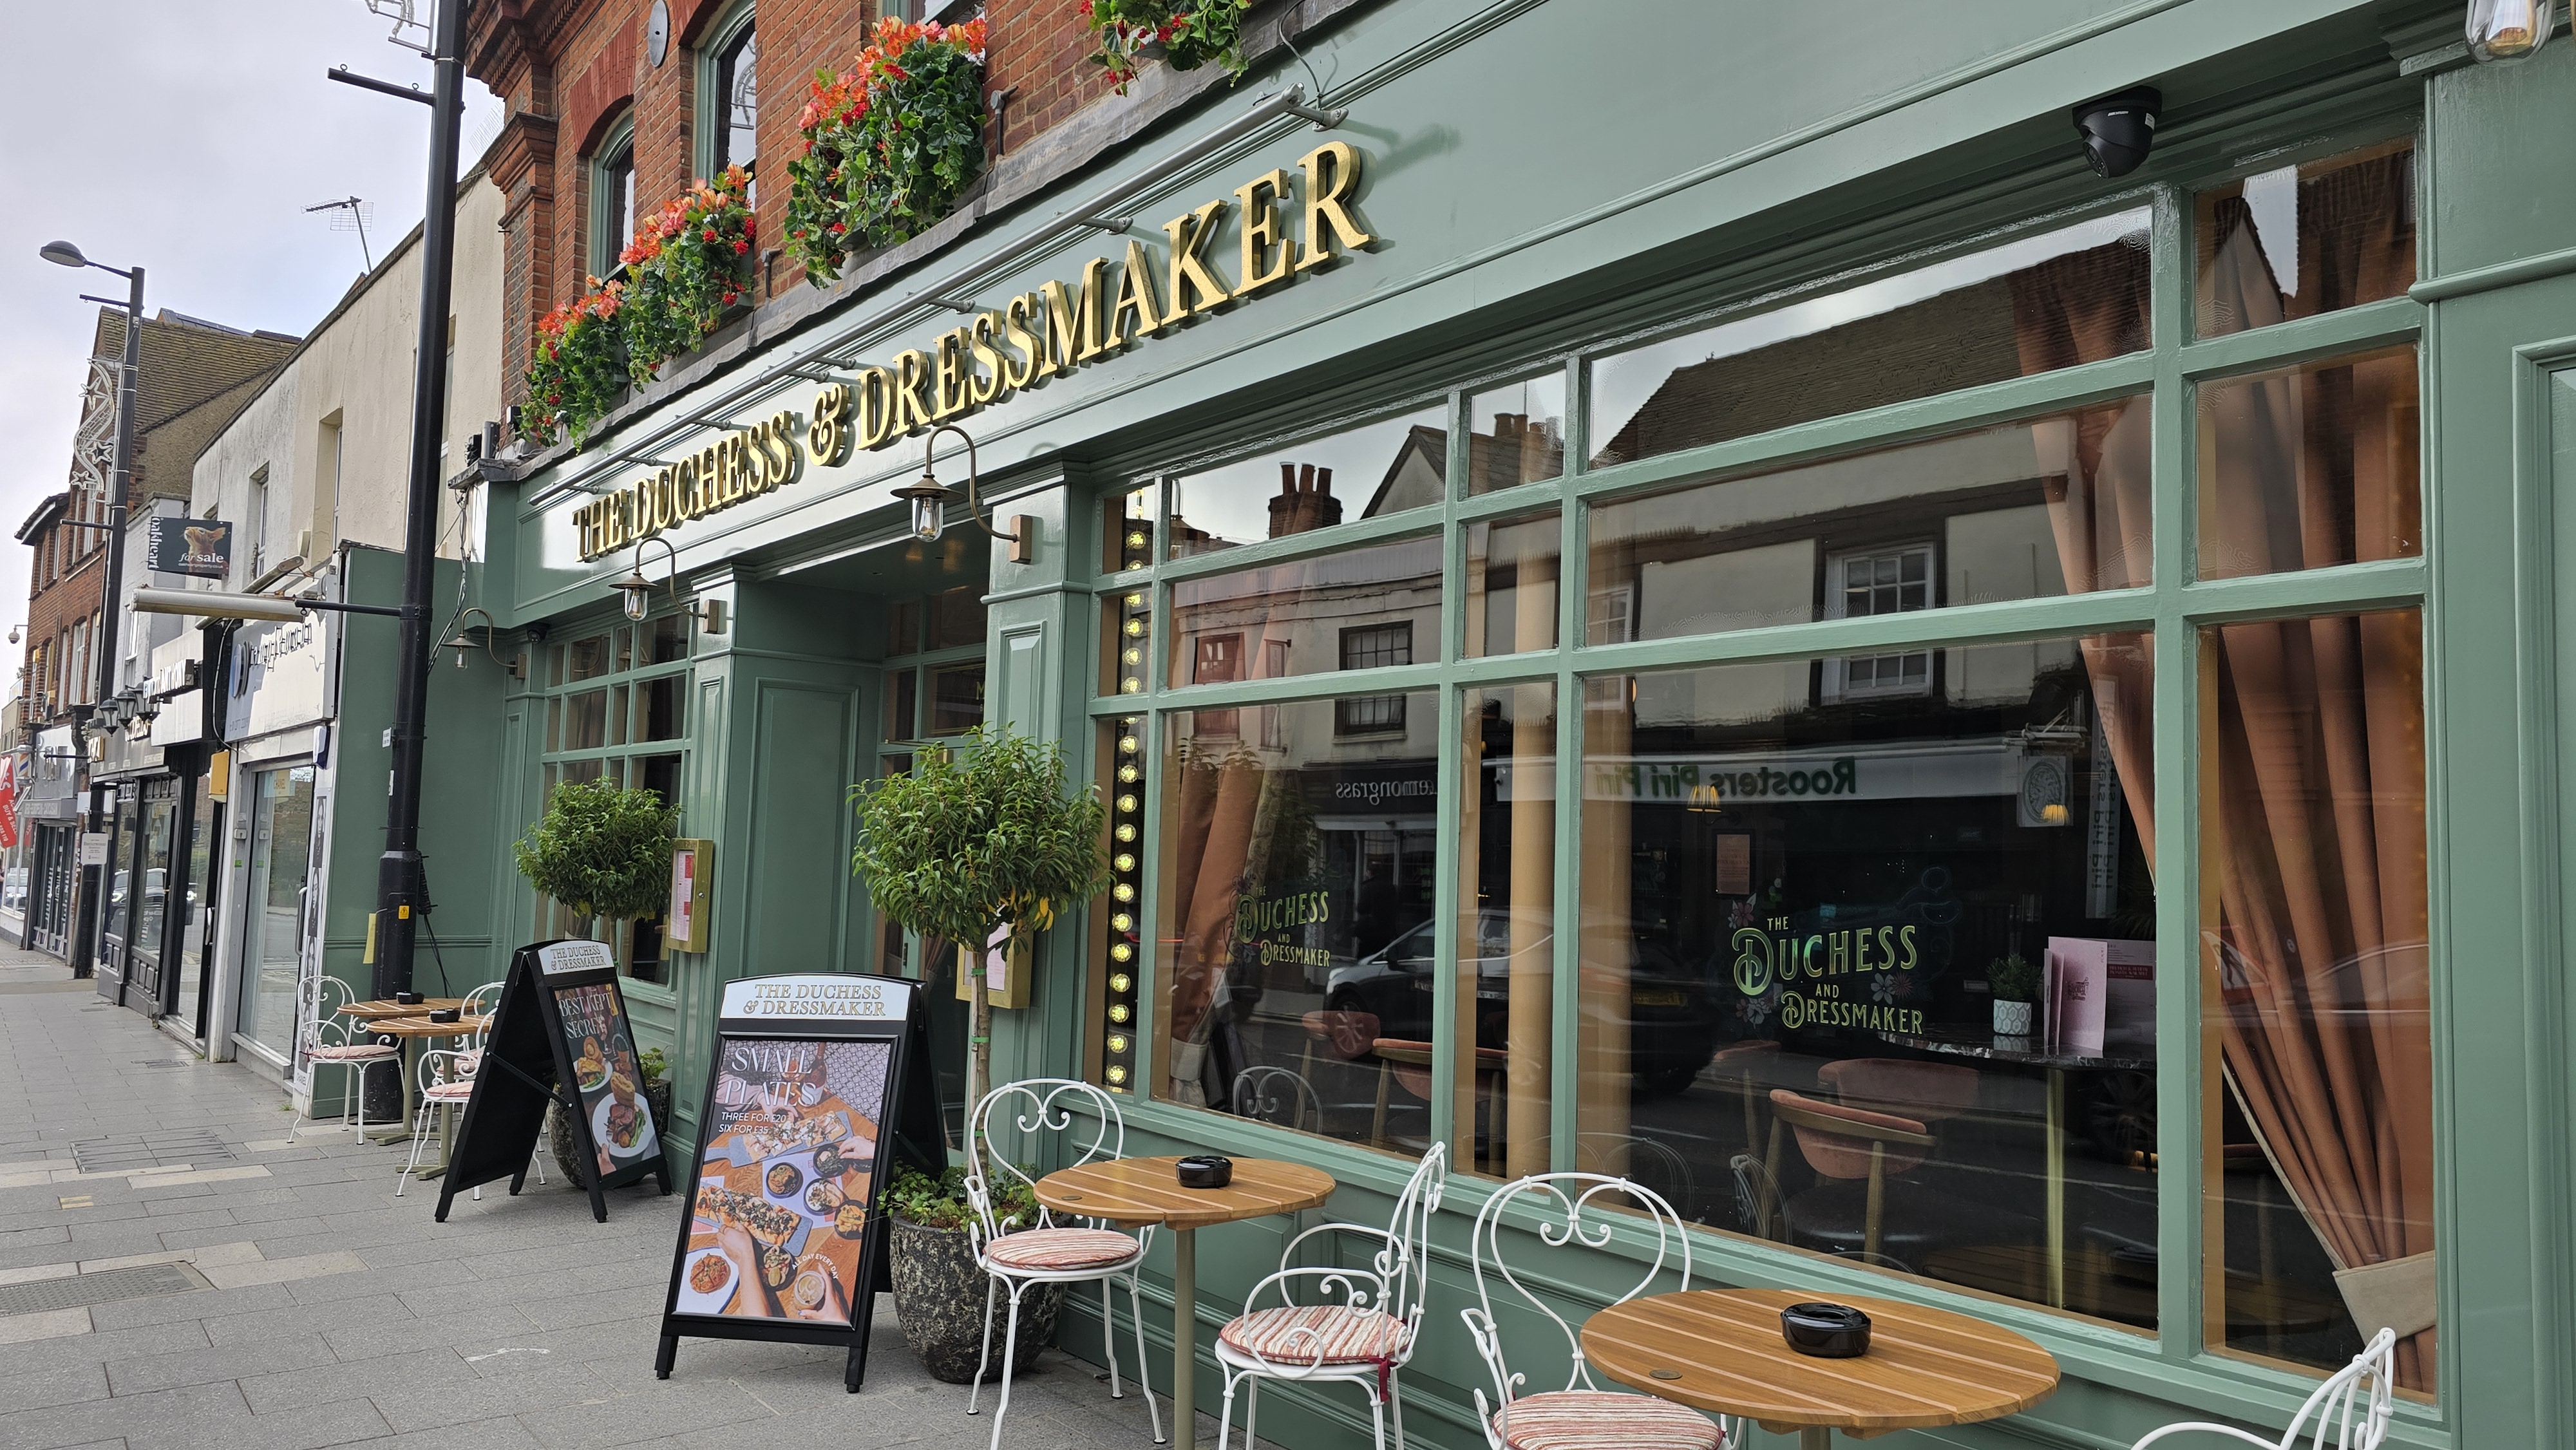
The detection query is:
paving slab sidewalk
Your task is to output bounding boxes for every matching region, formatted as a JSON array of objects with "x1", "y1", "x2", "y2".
[{"x1": 0, "y1": 948, "x2": 1261, "y2": 1450}]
